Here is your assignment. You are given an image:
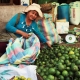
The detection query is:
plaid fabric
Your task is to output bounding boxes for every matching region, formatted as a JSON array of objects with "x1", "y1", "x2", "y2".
[{"x1": 0, "y1": 33, "x2": 40, "y2": 64}]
